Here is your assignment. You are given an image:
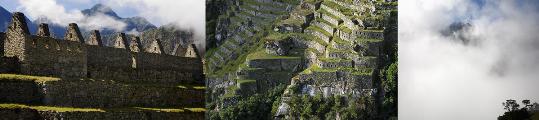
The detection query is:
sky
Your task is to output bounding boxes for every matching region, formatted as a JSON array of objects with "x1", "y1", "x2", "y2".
[
  {"x1": 1, "y1": 0, "x2": 138, "y2": 20},
  {"x1": 400, "y1": 0, "x2": 539, "y2": 119},
  {"x1": 0, "y1": 0, "x2": 205, "y2": 51}
]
